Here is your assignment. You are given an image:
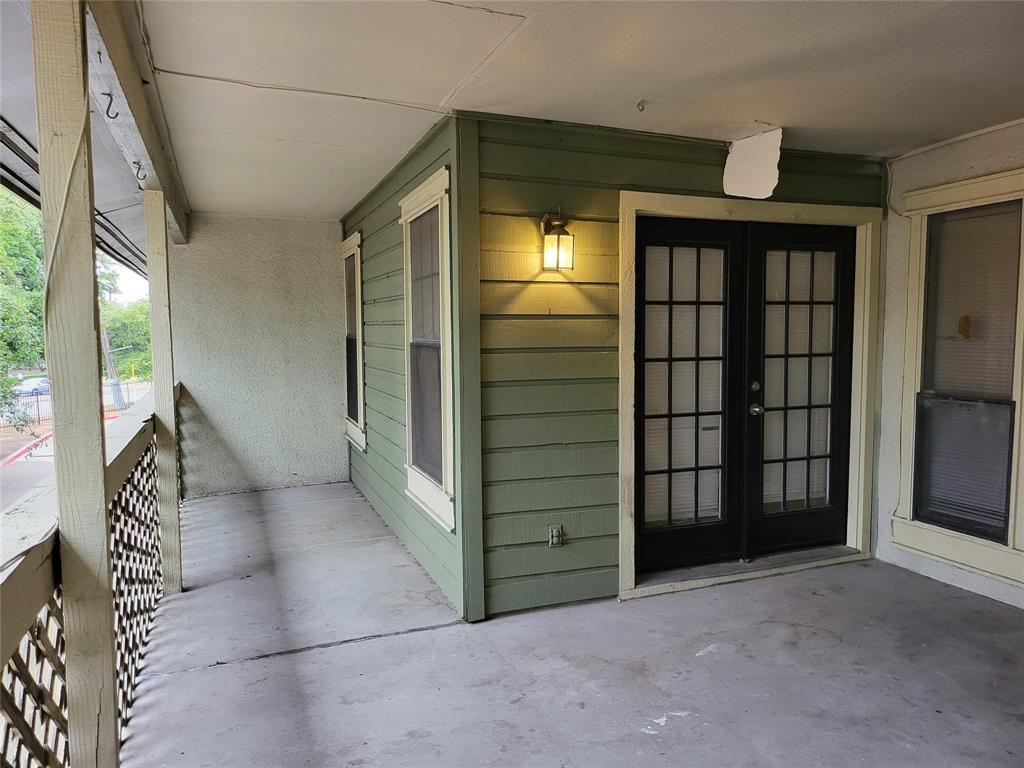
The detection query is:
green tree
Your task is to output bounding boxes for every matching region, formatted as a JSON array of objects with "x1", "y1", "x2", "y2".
[
  {"x1": 100, "y1": 298, "x2": 152, "y2": 380},
  {"x1": 1, "y1": 189, "x2": 45, "y2": 371}
]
